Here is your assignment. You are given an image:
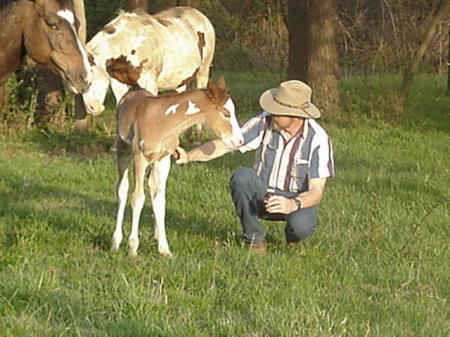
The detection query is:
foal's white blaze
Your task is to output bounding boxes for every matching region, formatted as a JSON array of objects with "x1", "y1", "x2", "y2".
[
  {"x1": 165, "y1": 103, "x2": 179, "y2": 115},
  {"x1": 185, "y1": 100, "x2": 200, "y2": 115},
  {"x1": 223, "y1": 98, "x2": 244, "y2": 148},
  {"x1": 57, "y1": 10, "x2": 75, "y2": 25}
]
